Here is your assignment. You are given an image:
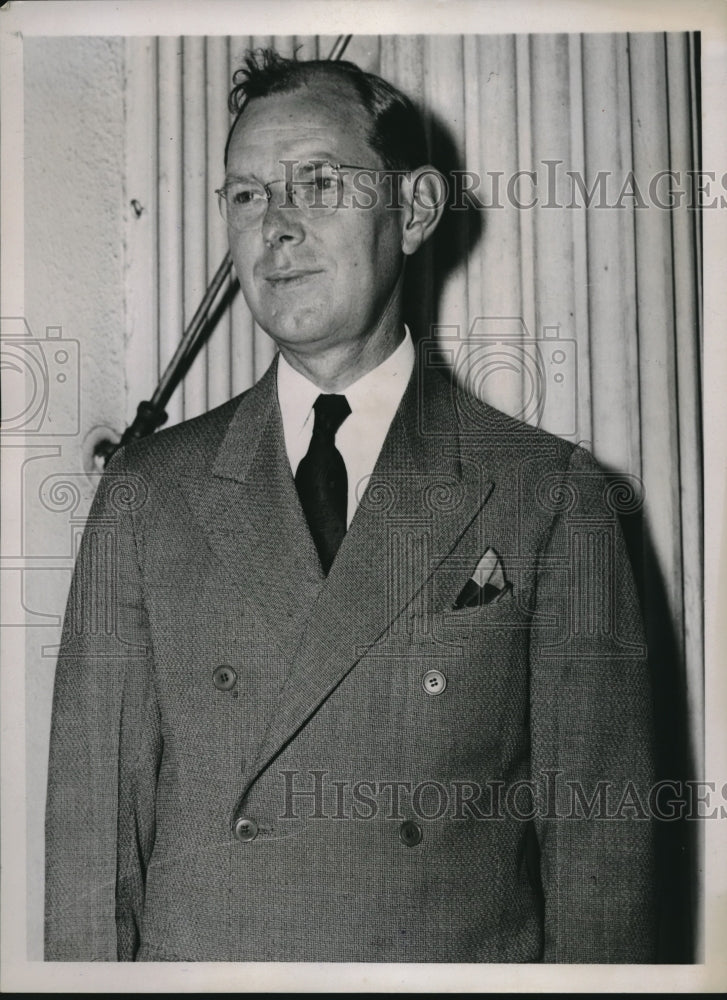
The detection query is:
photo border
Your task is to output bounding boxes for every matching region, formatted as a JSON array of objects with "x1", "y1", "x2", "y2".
[{"x1": 2, "y1": 0, "x2": 725, "y2": 992}]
